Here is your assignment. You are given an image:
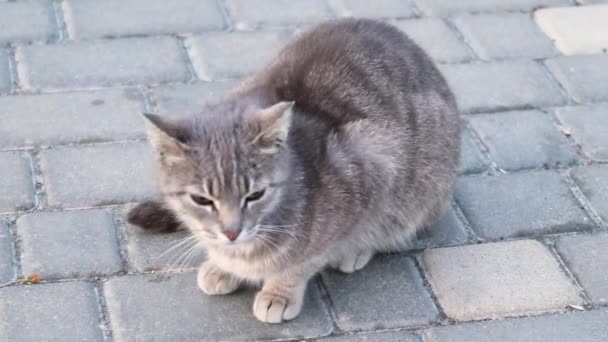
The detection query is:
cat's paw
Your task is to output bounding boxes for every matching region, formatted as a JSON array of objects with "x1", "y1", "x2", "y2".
[
  {"x1": 253, "y1": 291, "x2": 303, "y2": 323},
  {"x1": 197, "y1": 263, "x2": 240, "y2": 295},
  {"x1": 331, "y1": 250, "x2": 374, "y2": 273}
]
